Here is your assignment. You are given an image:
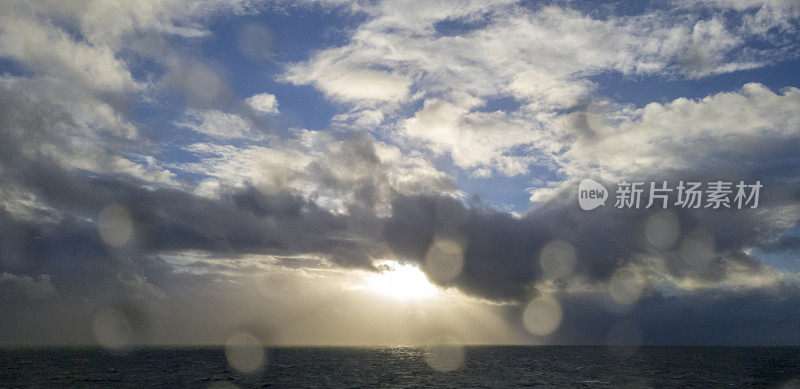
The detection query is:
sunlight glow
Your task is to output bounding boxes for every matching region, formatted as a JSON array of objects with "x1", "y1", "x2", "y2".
[{"x1": 367, "y1": 261, "x2": 439, "y2": 300}]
